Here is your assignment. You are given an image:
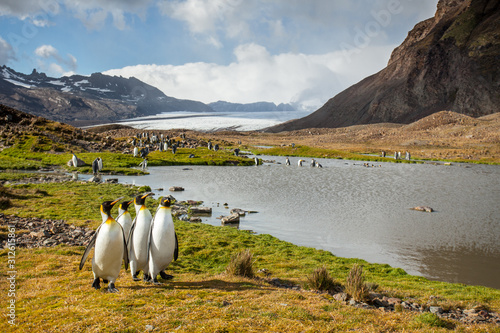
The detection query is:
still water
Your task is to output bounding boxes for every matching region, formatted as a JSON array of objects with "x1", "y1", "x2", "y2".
[{"x1": 98, "y1": 157, "x2": 500, "y2": 289}]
